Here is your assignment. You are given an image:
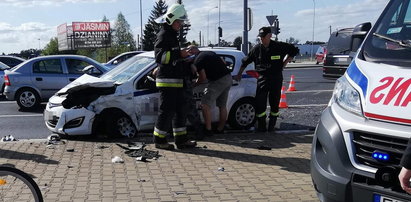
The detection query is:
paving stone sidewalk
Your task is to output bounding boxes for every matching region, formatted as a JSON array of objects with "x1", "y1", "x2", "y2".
[{"x1": 0, "y1": 132, "x2": 318, "y2": 201}]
